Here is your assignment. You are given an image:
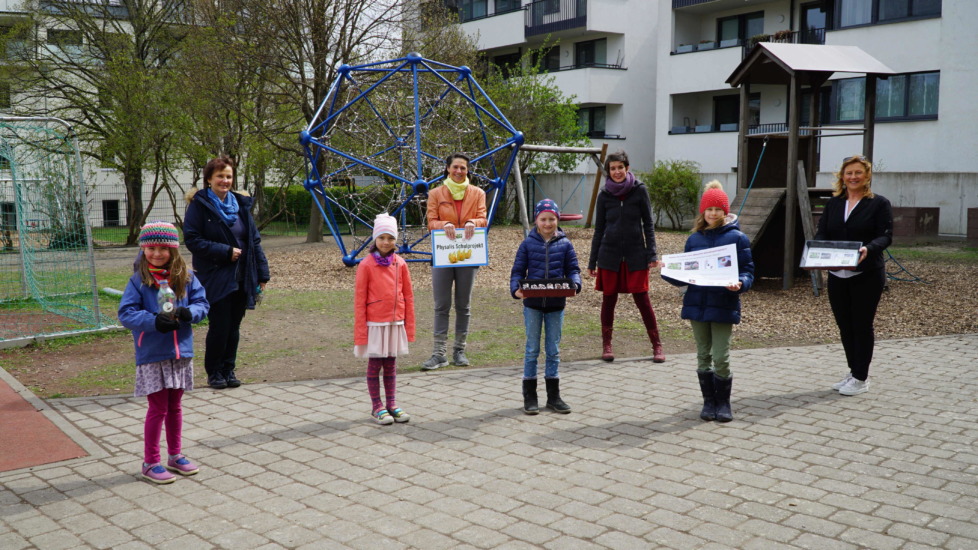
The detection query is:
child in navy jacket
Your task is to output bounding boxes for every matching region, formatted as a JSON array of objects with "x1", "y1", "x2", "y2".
[
  {"x1": 118, "y1": 222, "x2": 209, "y2": 483},
  {"x1": 662, "y1": 182, "x2": 754, "y2": 423},
  {"x1": 510, "y1": 199, "x2": 582, "y2": 415}
]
